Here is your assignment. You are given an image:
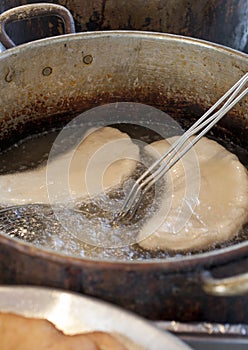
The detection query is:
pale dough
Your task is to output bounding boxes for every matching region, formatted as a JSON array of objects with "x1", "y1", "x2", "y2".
[
  {"x1": 0, "y1": 127, "x2": 139, "y2": 205},
  {"x1": 138, "y1": 136, "x2": 248, "y2": 252}
]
